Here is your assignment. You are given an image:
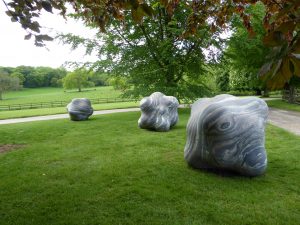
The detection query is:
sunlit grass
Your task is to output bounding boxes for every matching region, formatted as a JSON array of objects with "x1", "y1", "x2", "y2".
[
  {"x1": 267, "y1": 99, "x2": 300, "y2": 112},
  {"x1": 0, "y1": 86, "x2": 139, "y2": 120},
  {"x1": 0, "y1": 86, "x2": 122, "y2": 104},
  {"x1": 0, "y1": 102, "x2": 139, "y2": 120},
  {"x1": 0, "y1": 109, "x2": 299, "y2": 225}
]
